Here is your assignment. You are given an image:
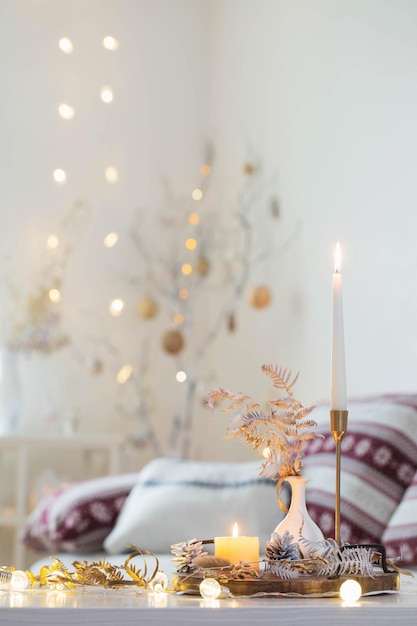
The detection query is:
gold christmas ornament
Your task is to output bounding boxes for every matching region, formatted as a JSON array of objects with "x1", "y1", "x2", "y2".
[
  {"x1": 138, "y1": 297, "x2": 158, "y2": 319},
  {"x1": 162, "y1": 329, "x2": 185, "y2": 355},
  {"x1": 243, "y1": 162, "x2": 256, "y2": 176},
  {"x1": 248, "y1": 285, "x2": 272, "y2": 309},
  {"x1": 196, "y1": 257, "x2": 210, "y2": 276}
]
